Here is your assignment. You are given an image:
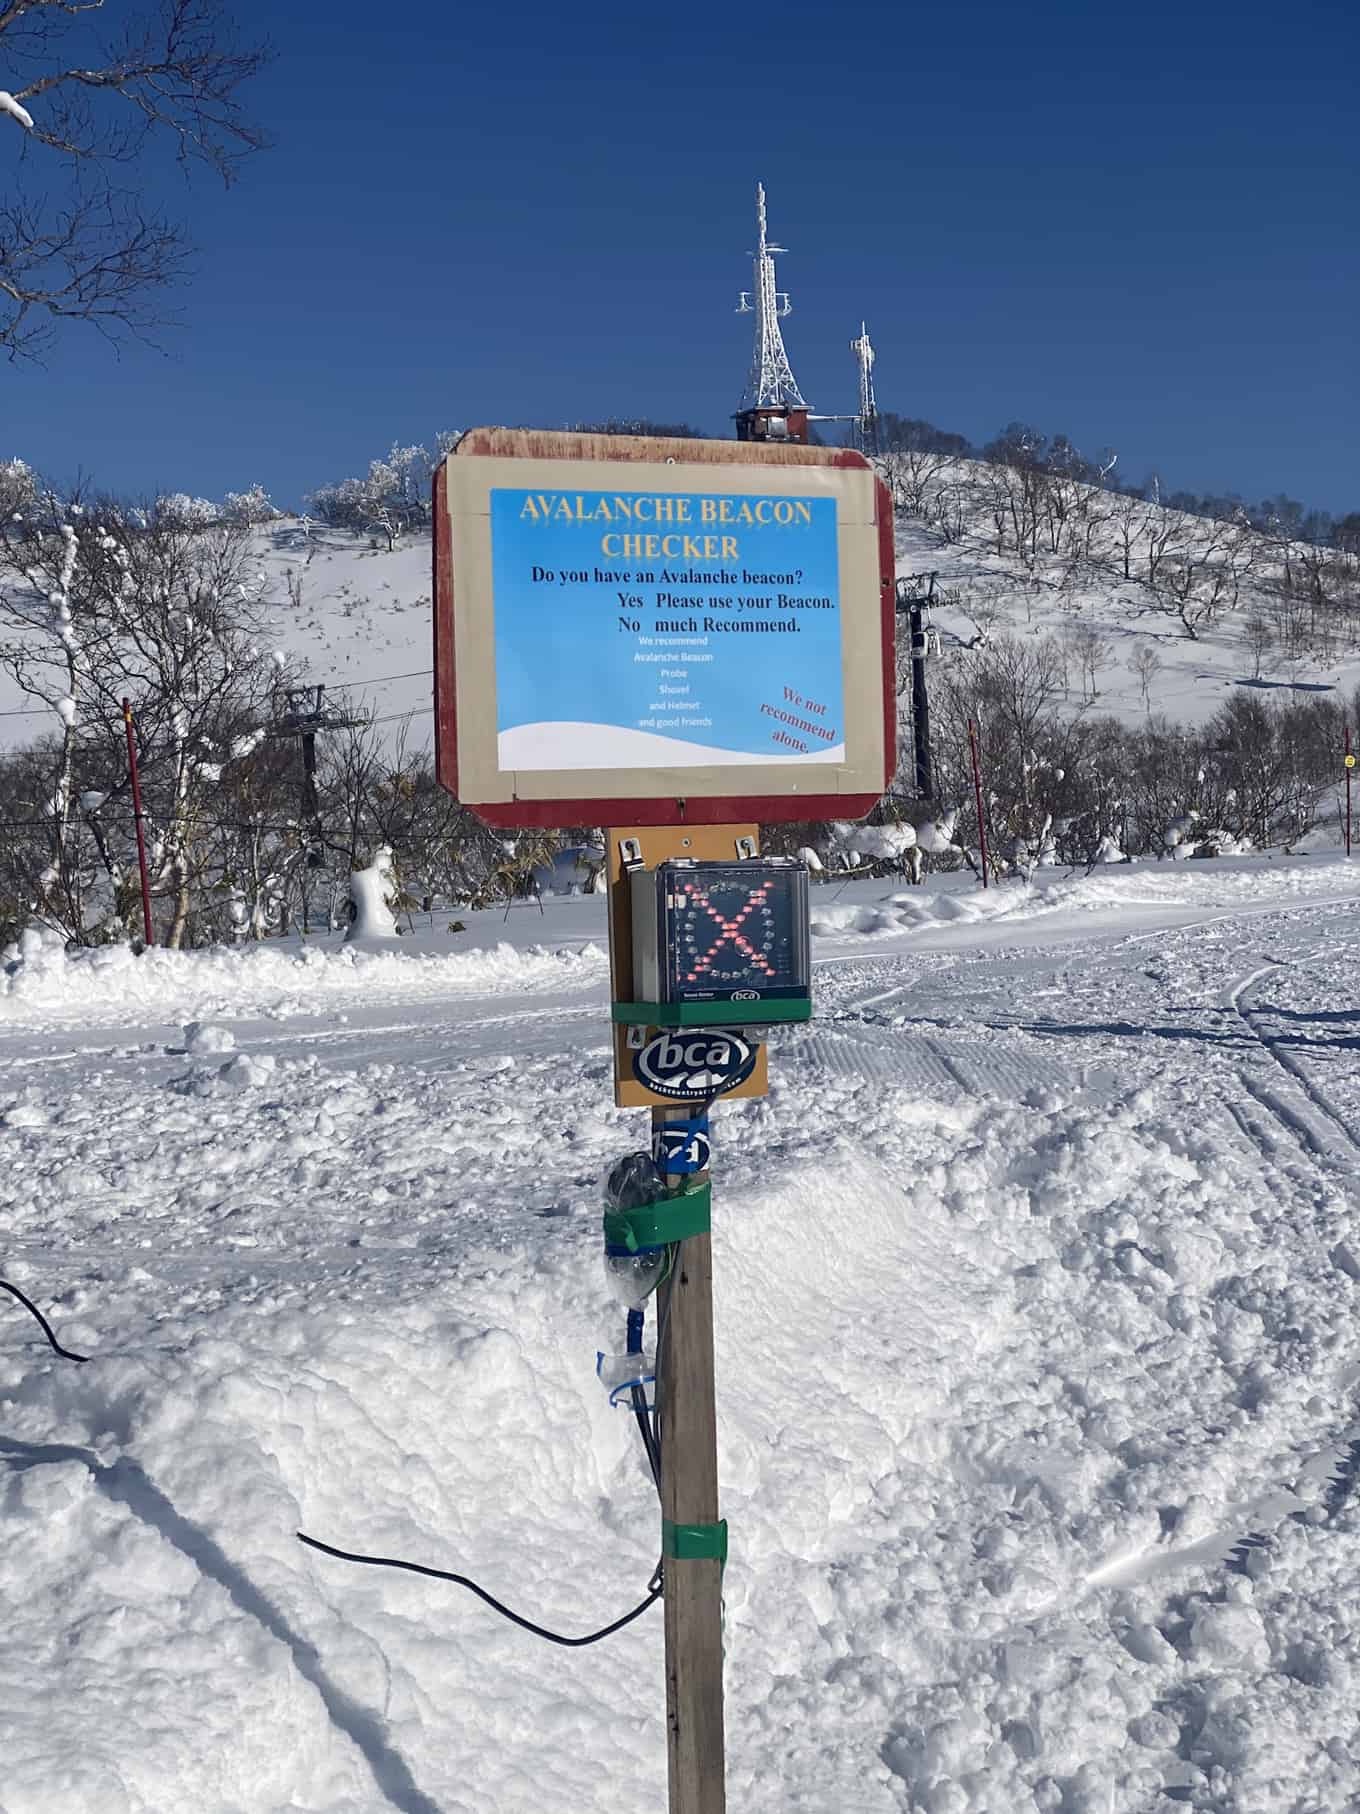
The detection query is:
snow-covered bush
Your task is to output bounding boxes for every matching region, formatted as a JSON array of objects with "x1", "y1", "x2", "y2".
[
  {"x1": 1189, "y1": 828, "x2": 1253, "y2": 859},
  {"x1": 831, "y1": 820, "x2": 916, "y2": 863},
  {"x1": 823, "y1": 820, "x2": 924, "y2": 883},
  {"x1": 1004, "y1": 812, "x2": 1058, "y2": 877},
  {"x1": 925, "y1": 631, "x2": 1354, "y2": 869},
  {"x1": 915, "y1": 808, "x2": 960, "y2": 855},
  {"x1": 529, "y1": 844, "x2": 605, "y2": 897},
  {"x1": 1161, "y1": 810, "x2": 1199, "y2": 854}
]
